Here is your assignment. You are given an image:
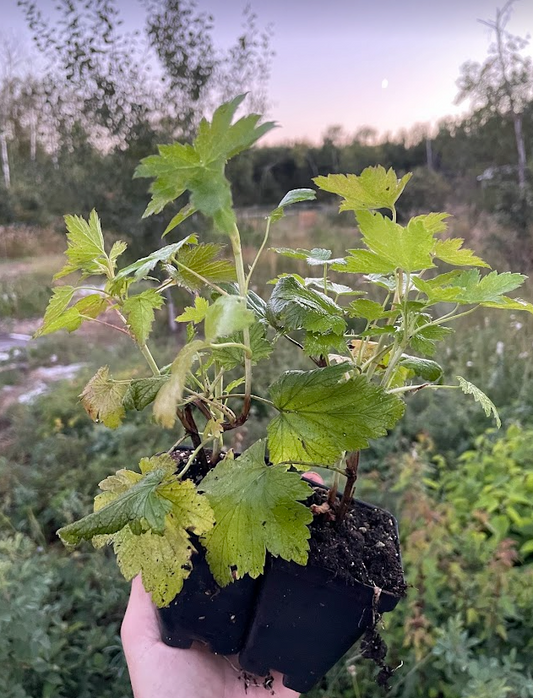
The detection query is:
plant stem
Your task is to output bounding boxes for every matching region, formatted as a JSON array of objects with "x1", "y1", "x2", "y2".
[
  {"x1": 184, "y1": 388, "x2": 237, "y2": 421},
  {"x1": 230, "y1": 223, "x2": 252, "y2": 424},
  {"x1": 328, "y1": 470, "x2": 340, "y2": 507},
  {"x1": 139, "y1": 344, "x2": 160, "y2": 376},
  {"x1": 338, "y1": 451, "x2": 360, "y2": 520},
  {"x1": 177, "y1": 436, "x2": 214, "y2": 480},
  {"x1": 386, "y1": 383, "x2": 430, "y2": 395},
  {"x1": 81, "y1": 316, "x2": 132, "y2": 337},
  {"x1": 221, "y1": 393, "x2": 274, "y2": 408},
  {"x1": 276, "y1": 461, "x2": 347, "y2": 477},
  {"x1": 246, "y1": 216, "x2": 272, "y2": 291},
  {"x1": 166, "y1": 433, "x2": 189, "y2": 455},
  {"x1": 209, "y1": 341, "x2": 252, "y2": 357},
  {"x1": 182, "y1": 405, "x2": 210, "y2": 475}
]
